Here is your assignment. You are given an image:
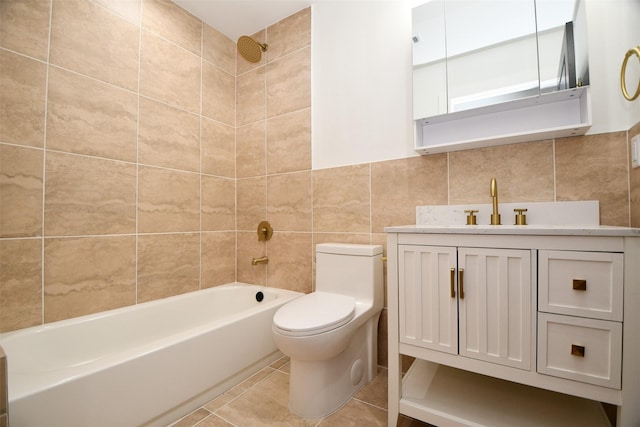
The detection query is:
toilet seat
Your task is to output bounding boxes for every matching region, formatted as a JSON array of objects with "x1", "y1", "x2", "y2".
[{"x1": 273, "y1": 292, "x2": 356, "y2": 336}]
